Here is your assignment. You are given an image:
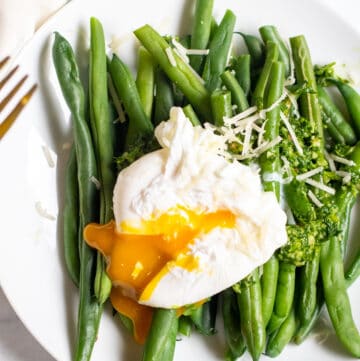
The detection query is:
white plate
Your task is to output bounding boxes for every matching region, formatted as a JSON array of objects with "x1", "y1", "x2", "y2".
[{"x1": 0, "y1": 0, "x2": 359, "y2": 360}]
